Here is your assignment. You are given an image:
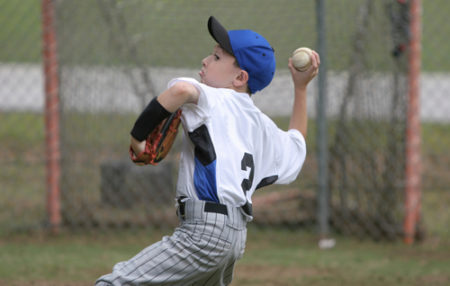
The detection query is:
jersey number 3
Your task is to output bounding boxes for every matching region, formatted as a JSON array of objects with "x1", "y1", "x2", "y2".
[{"x1": 241, "y1": 152, "x2": 254, "y2": 196}]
